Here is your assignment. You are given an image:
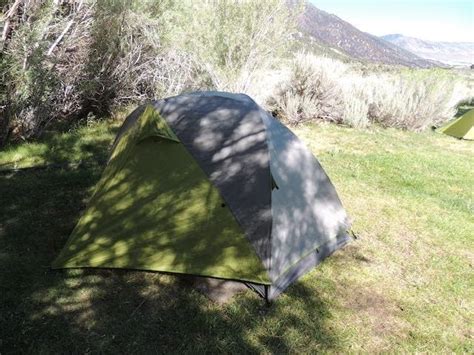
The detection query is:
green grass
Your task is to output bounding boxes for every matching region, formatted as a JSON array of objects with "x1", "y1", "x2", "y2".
[
  {"x1": 1, "y1": 120, "x2": 473, "y2": 353},
  {"x1": 0, "y1": 122, "x2": 118, "y2": 170}
]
